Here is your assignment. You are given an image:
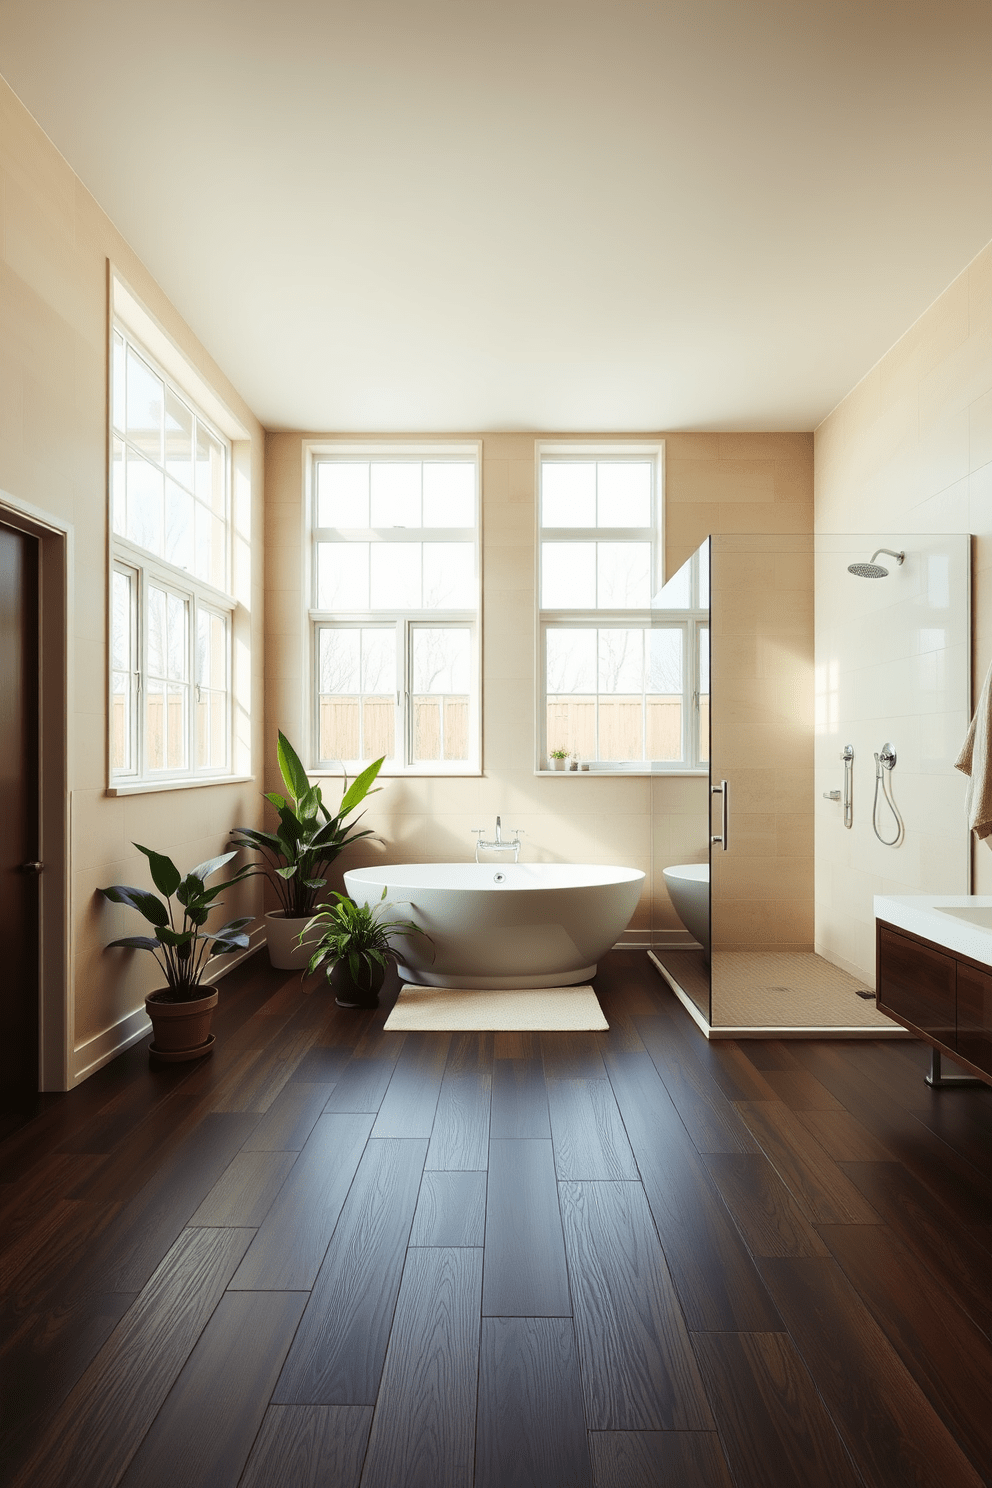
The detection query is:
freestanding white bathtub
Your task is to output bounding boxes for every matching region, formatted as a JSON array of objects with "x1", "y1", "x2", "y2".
[
  {"x1": 662, "y1": 862, "x2": 710, "y2": 956},
  {"x1": 343, "y1": 862, "x2": 645, "y2": 989}
]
